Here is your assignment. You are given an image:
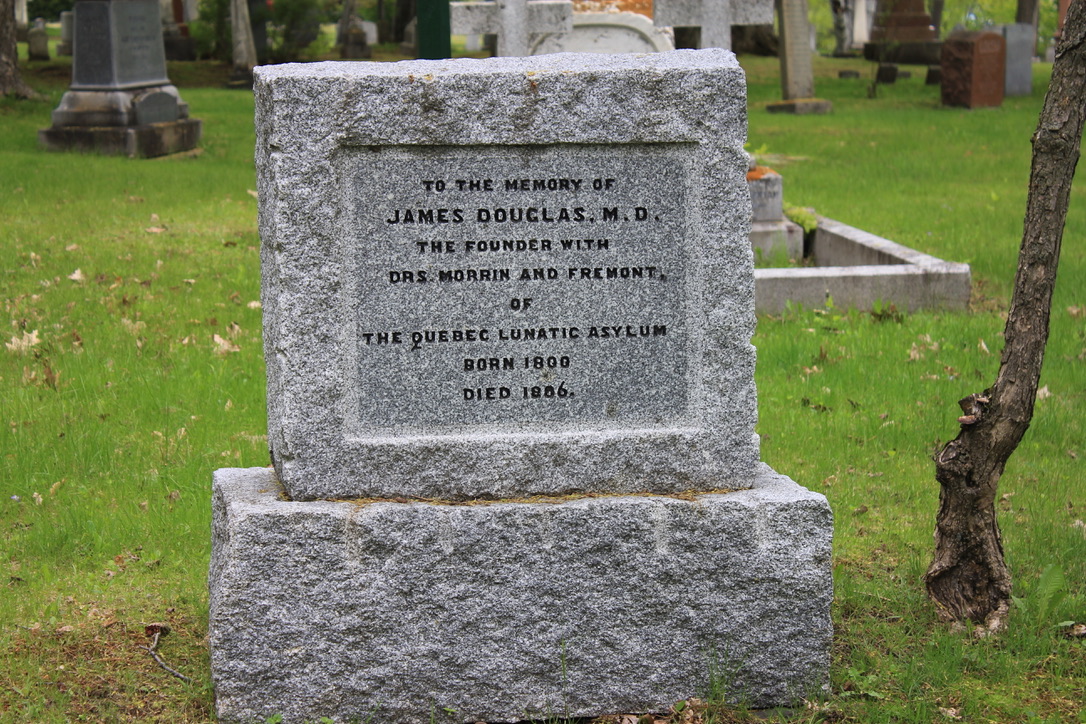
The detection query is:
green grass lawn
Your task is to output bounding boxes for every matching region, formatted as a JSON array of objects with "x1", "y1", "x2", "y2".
[{"x1": 1, "y1": 53, "x2": 1084, "y2": 723}]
